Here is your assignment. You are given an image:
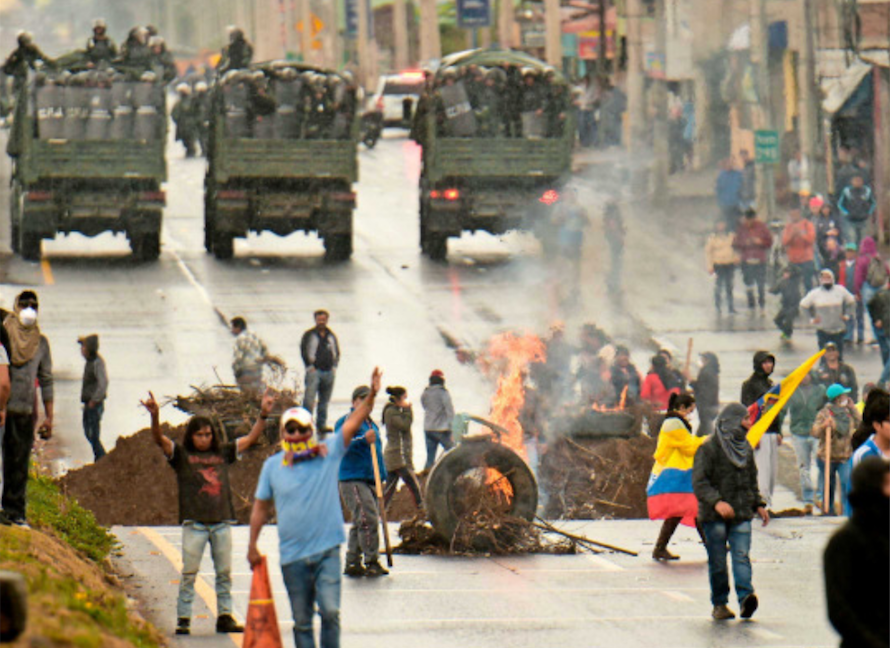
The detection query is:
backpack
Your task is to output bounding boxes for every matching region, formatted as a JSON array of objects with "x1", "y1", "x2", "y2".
[{"x1": 866, "y1": 256, "x2": 889, "y2": 288}]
